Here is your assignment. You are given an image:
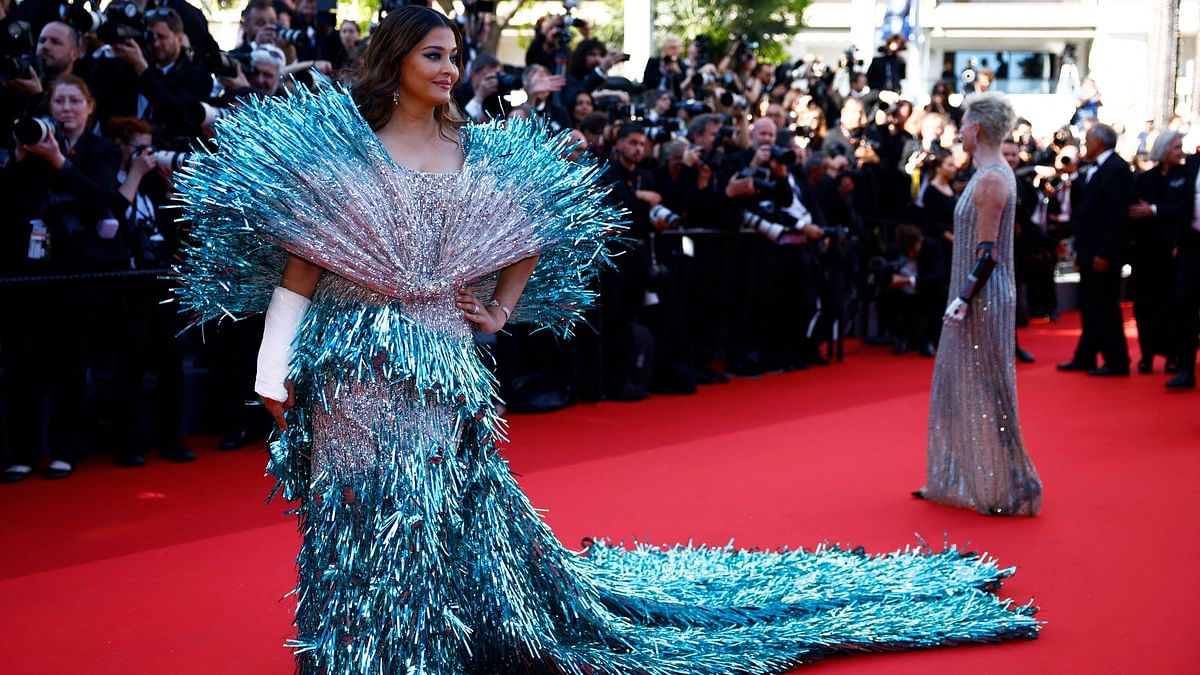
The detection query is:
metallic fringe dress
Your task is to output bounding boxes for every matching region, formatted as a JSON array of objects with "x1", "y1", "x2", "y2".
[
  {"x1": 927, "y1": 164, "x2": 1044, "y2": 516},
  {"x1": 175, "y1": 80, "x2": 1040, "y2": 673}
]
